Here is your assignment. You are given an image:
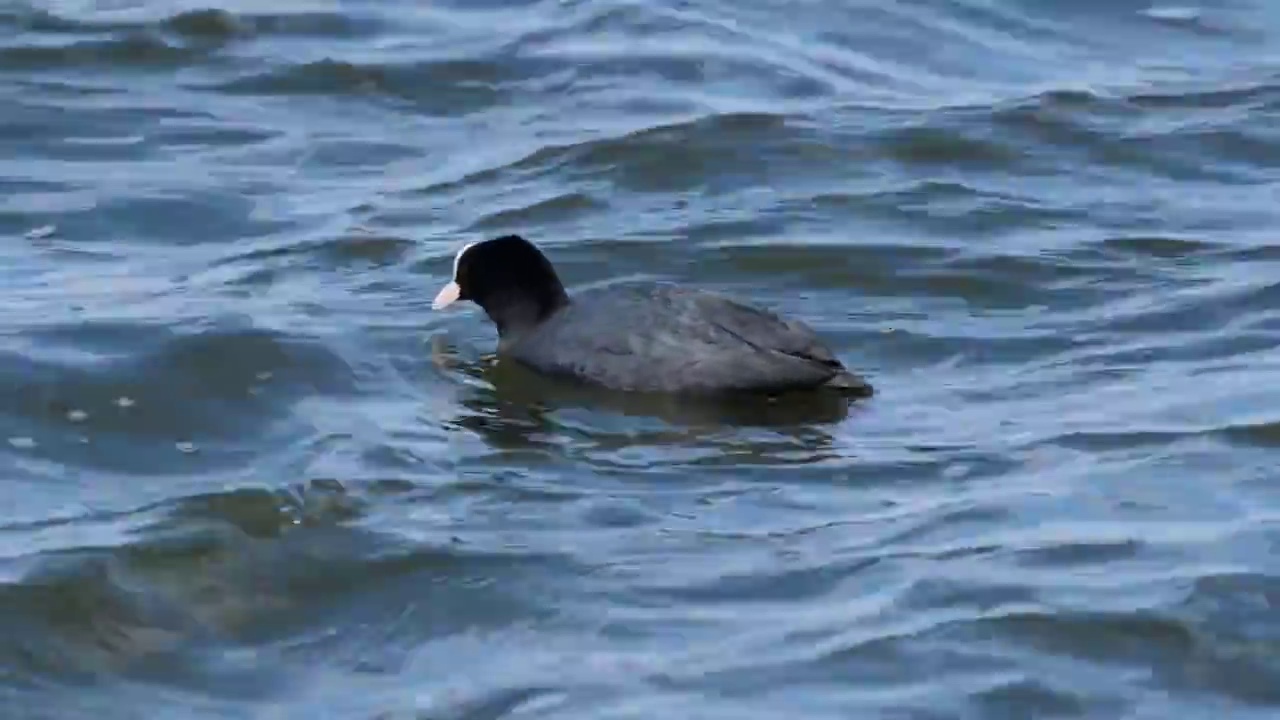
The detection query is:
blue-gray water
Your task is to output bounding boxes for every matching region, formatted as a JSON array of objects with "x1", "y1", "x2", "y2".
[{"x1": 3, "y1": 1, "x2": 1280, "y2": 718}]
